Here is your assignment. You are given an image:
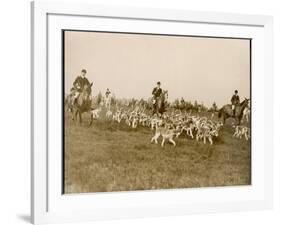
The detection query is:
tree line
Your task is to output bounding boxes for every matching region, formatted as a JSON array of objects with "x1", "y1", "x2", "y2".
[{"x1": 94, "y1": 91, "x2": 219, "y2": 113}]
